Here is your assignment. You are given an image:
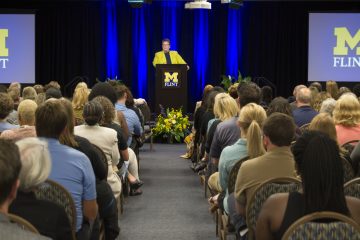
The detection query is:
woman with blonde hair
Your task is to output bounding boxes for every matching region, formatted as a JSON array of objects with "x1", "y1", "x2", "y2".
[
  {"x1": 72, "y1": 82, "x2": 90, "y2": 125},
  {"x1": 333, "y1": 94, "x2": 360, "y2": 145},
  {"x1": 326, "y1": 80, "x2": 339, "y2": 100},
  {"x1": 208, "y1": 103, "x2": 266, "y2": 214}
]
